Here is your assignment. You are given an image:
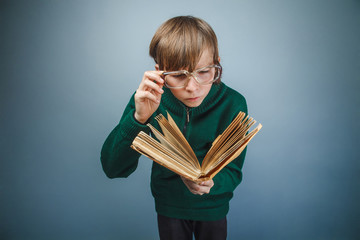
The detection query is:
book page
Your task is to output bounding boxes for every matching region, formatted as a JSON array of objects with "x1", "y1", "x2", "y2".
[
  {"x1": 203, "y1": 123, "x2": 262, "y2": 178},
  {"x1": 201, "y1": 111, "x2": 246, "y2": 169},
  {"x1": 131, "y1": 131, "x2": 201, "y2": 180},
  {"x1": 202, "y1": 112, "x2": 260, "y2": 173},
  {"x1": 147, "y1": 124, "x2": 200, "y2": 170},
  {"x1": 154, "y1": 113, "x2": 200, "y2": 169}
]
